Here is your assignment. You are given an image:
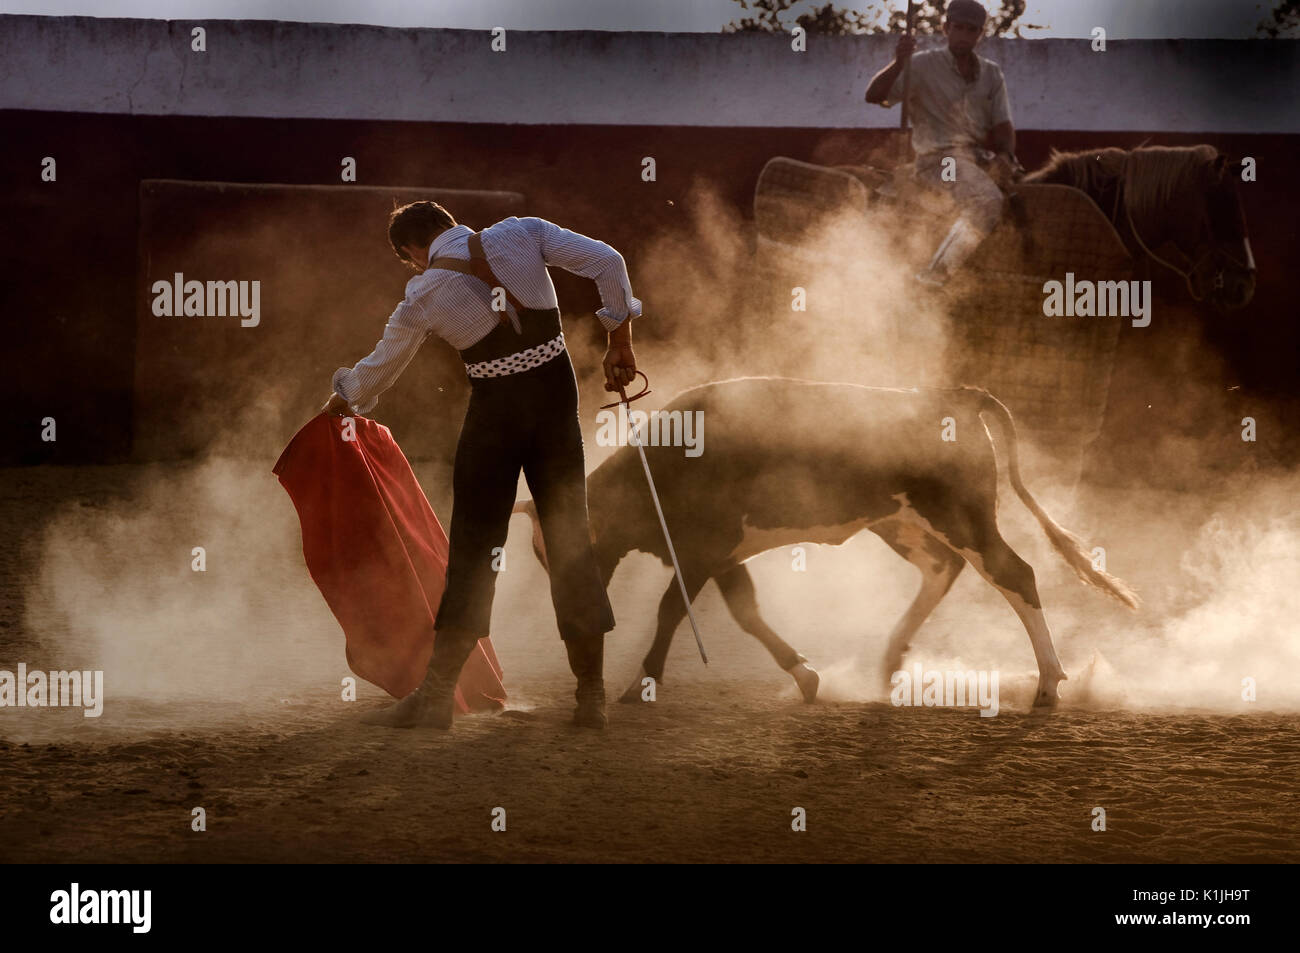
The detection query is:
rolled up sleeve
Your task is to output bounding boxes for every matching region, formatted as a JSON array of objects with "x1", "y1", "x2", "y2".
[
  {"x1": 524, "y1": 217, "x2": 643, "y2": 331},
  {"x1": 331, "y1": 290, "x2": 431, "y2": 416},
  {"x1": 990, "y1": 68, "x2": 1012, "y2": 126}
]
